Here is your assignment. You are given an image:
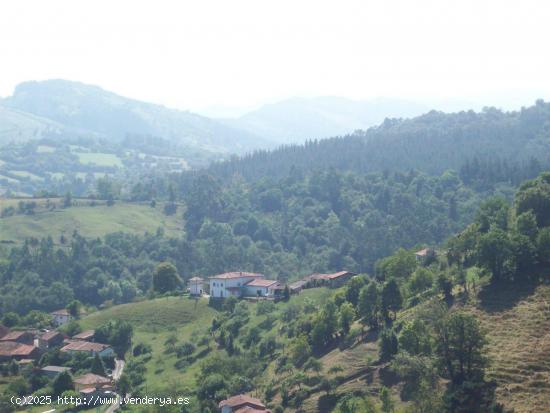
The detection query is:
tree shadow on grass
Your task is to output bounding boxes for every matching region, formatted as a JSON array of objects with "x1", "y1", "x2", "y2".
[
  {"x1": 316, "y1": 394, "x2": 338, "y2": 413},
  {"x1": 478, "y1": 278, "x2": 539, "y2": 314}
]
